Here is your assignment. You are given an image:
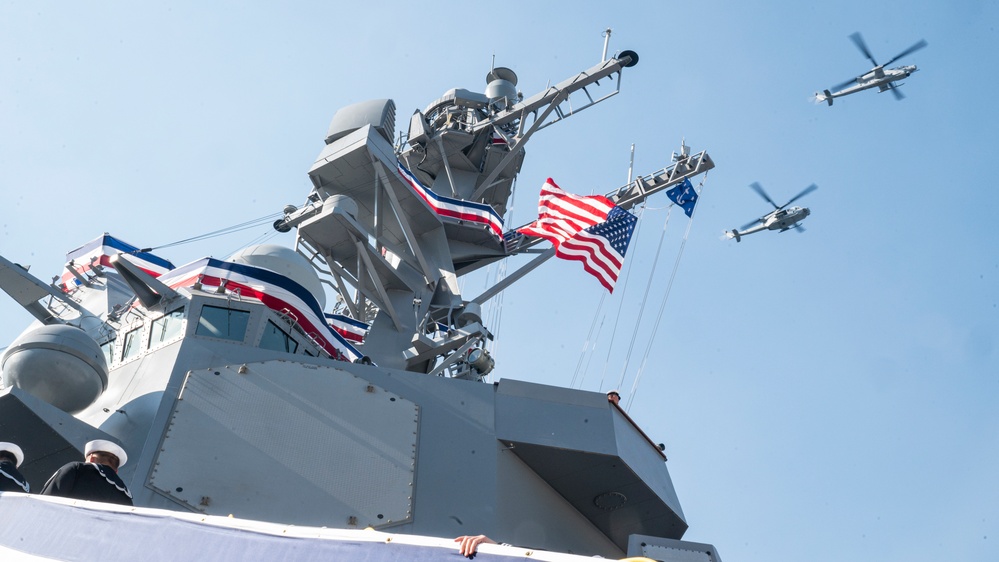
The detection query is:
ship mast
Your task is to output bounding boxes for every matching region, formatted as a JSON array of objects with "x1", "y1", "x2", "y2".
[{"x1": 275, "y1": 42, "x2": 712, "y2": 377}]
